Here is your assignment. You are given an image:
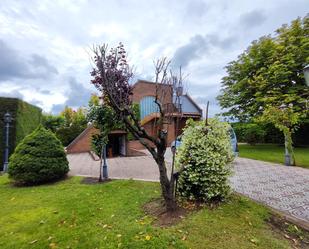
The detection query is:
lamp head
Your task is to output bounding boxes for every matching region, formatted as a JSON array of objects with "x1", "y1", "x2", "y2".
[{"x1": 4, "y1": 112, "x2": 12, "y2": 123}]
